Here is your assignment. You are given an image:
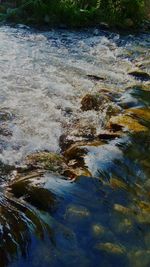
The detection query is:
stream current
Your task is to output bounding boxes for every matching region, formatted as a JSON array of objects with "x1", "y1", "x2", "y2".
[{"x1": 0, "y1": 25, "x2": 150, "y2": 267}]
